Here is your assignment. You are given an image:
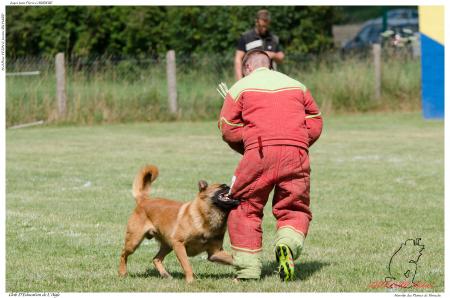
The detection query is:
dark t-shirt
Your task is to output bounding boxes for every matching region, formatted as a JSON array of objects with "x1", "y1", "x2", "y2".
[{"x1": 237, "y1": 29, "x2": 281, "y2": 53}]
